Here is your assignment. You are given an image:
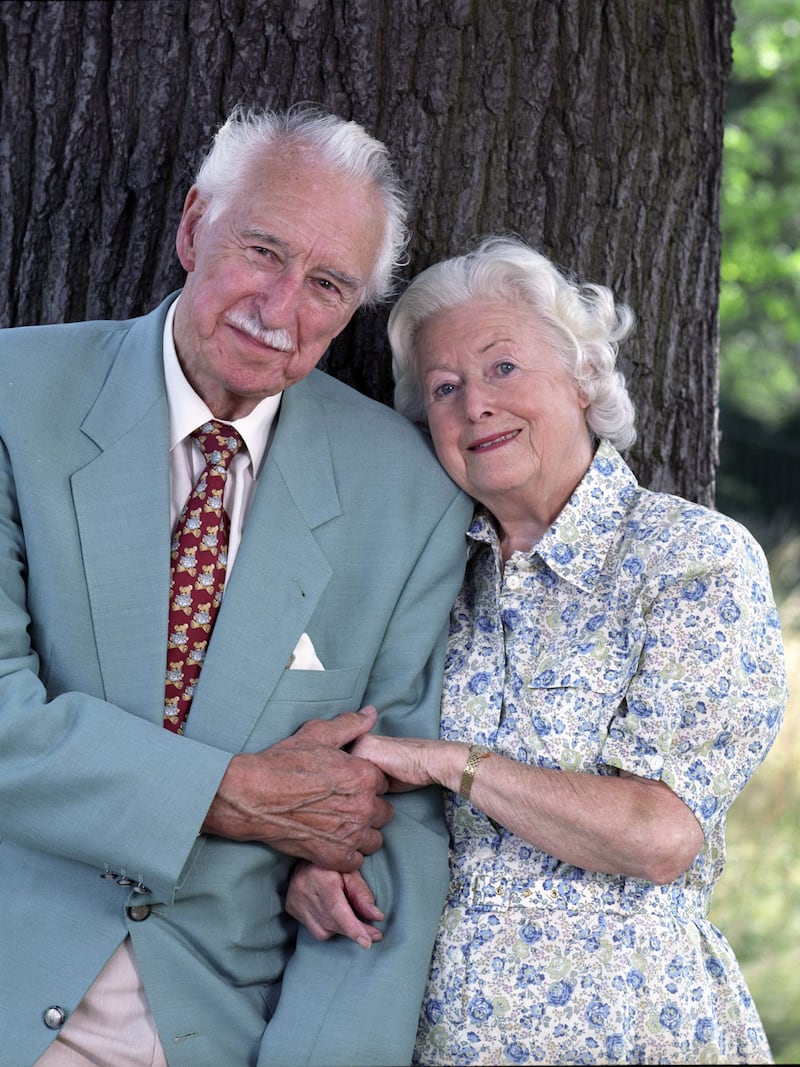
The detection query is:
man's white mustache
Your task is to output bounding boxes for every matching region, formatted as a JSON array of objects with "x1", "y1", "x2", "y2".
[{"x1": 228, "y1": 310, "x2": 293, "y2": 352}]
